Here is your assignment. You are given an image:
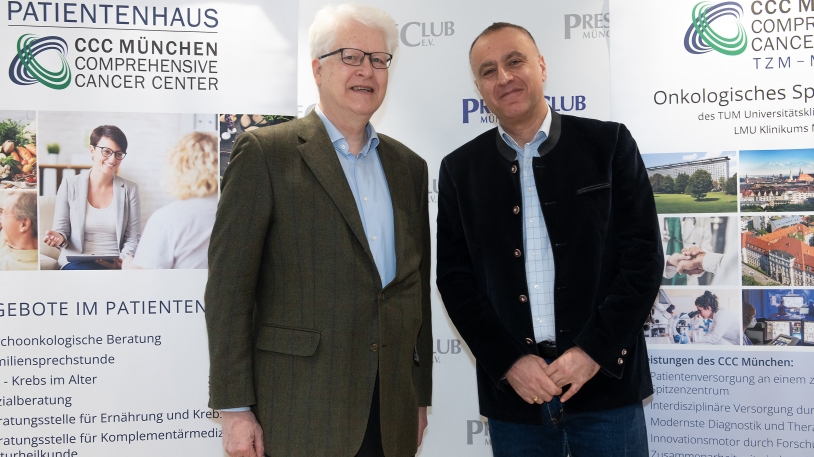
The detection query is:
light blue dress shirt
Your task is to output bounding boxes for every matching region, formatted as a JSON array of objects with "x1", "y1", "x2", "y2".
[
  {"x1": 315, "y1": 106, "x2": 396, "y2": 287},
  {"x1": 497, "y1": 108, "x2": 555, "y2": 343},
  {"x1": 220, "y1": 109, "x2": 397, "y2": 413}
]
